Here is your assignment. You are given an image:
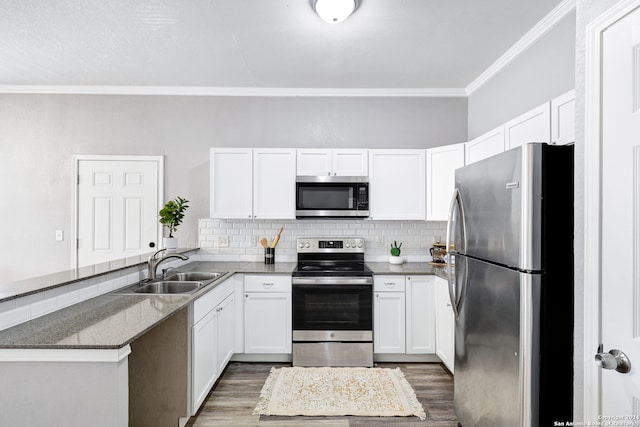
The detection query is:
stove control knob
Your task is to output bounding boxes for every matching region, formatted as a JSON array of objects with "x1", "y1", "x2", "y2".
[
  {"x1": 345, "y1": 242, "x2": 351, "y2": 248},
  {"x1": 357, "y1": 241, "x2": 364, "y2": 248},
  {"x1": 304, "y1": 242, "x2": 310, "y2": 248},
  {"x1": 299, "y1": 242, "x2": 305, "y2": 248},
  {"x1": 351, "y1": 240, "x2": 357, "y2": 247}
]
